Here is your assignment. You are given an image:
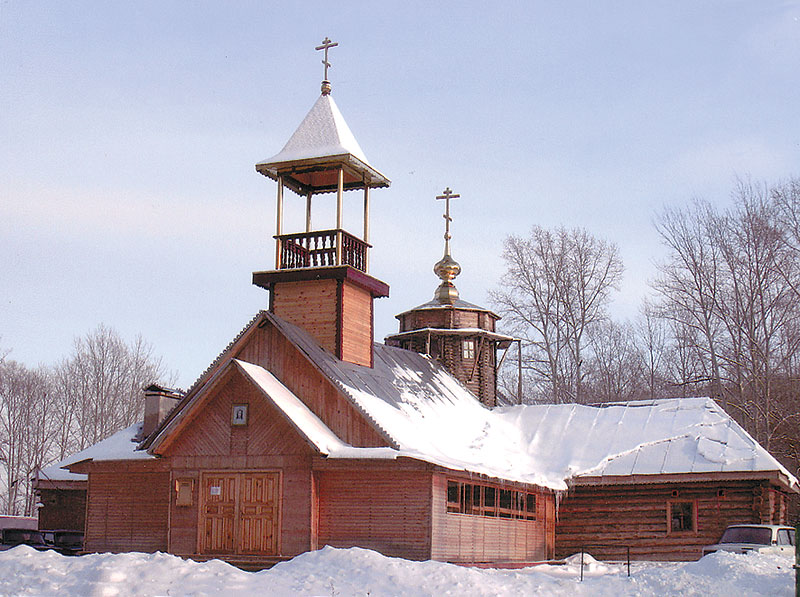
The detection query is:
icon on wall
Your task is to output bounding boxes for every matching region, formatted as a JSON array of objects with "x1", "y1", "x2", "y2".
[{"x1": 232, "y1": 404, "x2": 248, "y2": 426}]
